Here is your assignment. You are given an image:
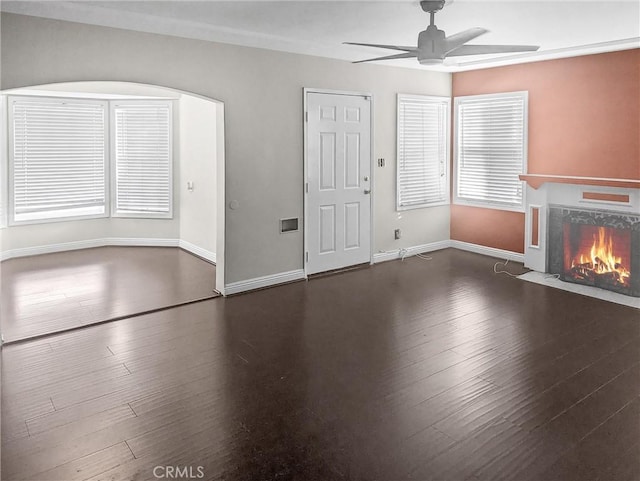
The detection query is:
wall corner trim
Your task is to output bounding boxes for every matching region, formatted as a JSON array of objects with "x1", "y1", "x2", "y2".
[
  {"x1": 373, "y1": 240, "x2": 452, "y2": 263},
  {"x1": 225, "y1": 269, "x2": 306, "y2": 295},
  {"x1": 178, "y1": 240, "x2": 216, "y2": 264},
  {"x1": 450, "y1": 240, "x2": 524, "y2": 262}
]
